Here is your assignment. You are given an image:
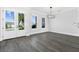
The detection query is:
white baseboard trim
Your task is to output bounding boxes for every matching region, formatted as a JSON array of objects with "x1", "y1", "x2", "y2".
[{"x1": 50, "y1": 31, "x2": 79, "y2": 37}]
